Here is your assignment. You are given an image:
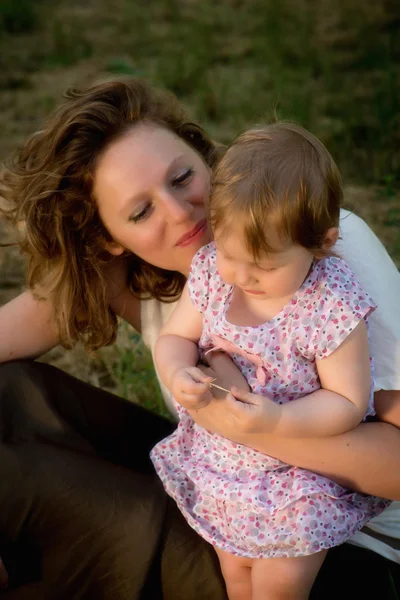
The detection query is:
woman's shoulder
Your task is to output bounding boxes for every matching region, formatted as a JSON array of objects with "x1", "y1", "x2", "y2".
[
  {"x1": 337, "y1": 209, "x2": 397, "y2": 275},
  {"x1": 336, "y1": 209, "x2": 400, "y2": 300},
  {"x1": 338, "y1": 210, "x2": 400, "y2": 390},
  {"x1": 140, "y1": 296, "x2": 178, "y2": 350}
]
